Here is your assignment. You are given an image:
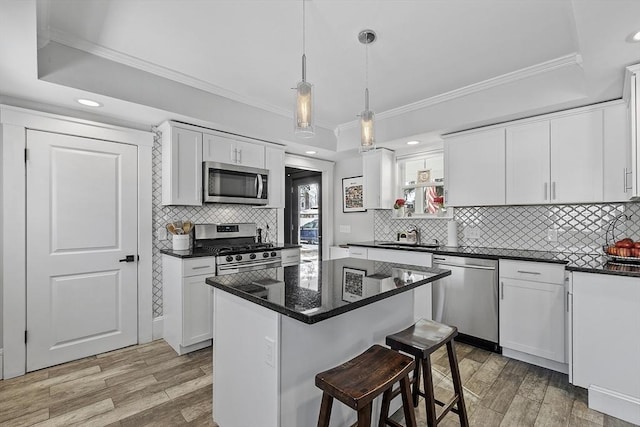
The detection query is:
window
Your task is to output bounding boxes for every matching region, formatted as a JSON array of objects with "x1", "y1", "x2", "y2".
[{"x1": 396, "y1": 151, "x2": 451, "y2": 218}]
